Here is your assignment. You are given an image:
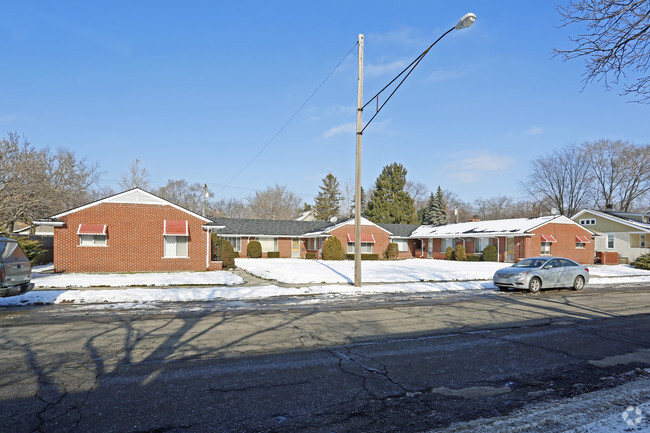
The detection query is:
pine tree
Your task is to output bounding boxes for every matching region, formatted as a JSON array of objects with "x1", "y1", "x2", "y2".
[
  {"x1": 314, "y1": 173, "x2": 342, "y2": 221},
  {"x1": 432, "y1": 186, "x2": 448, "y2": 225},
  {"x1": 420, "y1": 193, "x2": 437, "y2": 224},
  {"x1": 364, "y1": 163, "x2": 418, "y2": 224}
]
